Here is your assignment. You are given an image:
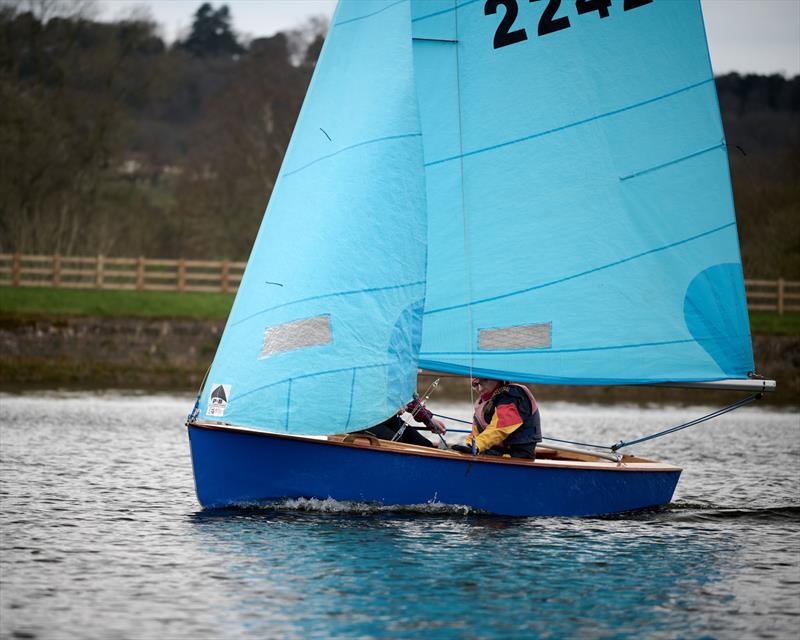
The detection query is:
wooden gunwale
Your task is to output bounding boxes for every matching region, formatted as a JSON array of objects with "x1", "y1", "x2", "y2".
[{"x1": 188, "y1": 421, "x2": 681, "y2": 473}]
